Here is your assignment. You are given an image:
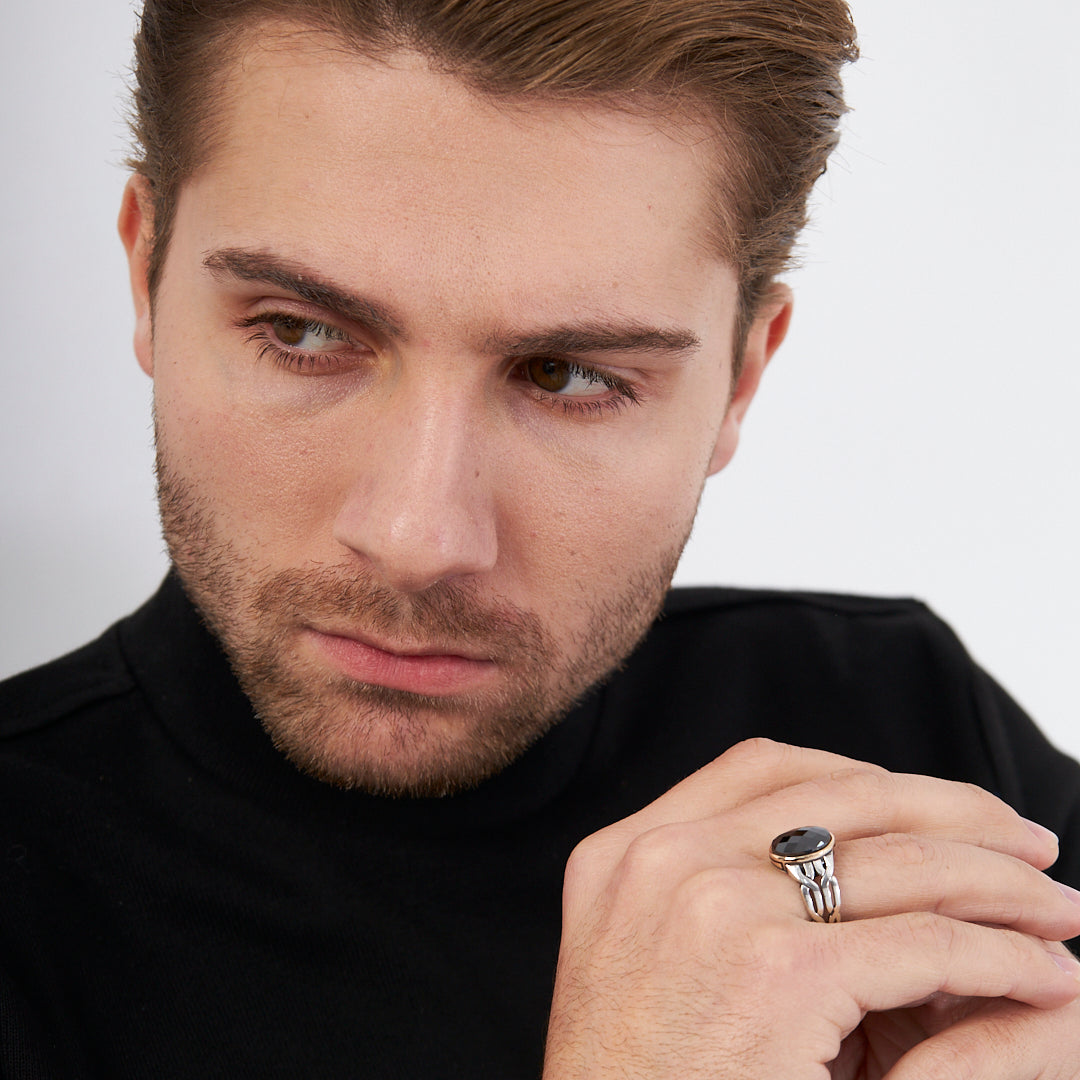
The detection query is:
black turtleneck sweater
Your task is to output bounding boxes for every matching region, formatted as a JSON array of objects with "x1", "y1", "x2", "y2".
[{"x1": 2, "y1": 576, "x2": 1078, "y2": 1078}]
